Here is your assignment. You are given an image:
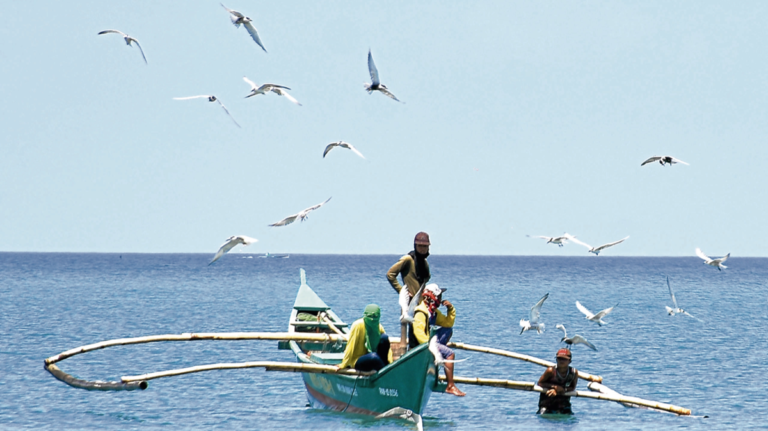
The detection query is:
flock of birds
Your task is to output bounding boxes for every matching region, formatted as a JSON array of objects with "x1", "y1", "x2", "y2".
[{"x1": 96, "y1": 4, "x2": 401, "y2": 266}]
